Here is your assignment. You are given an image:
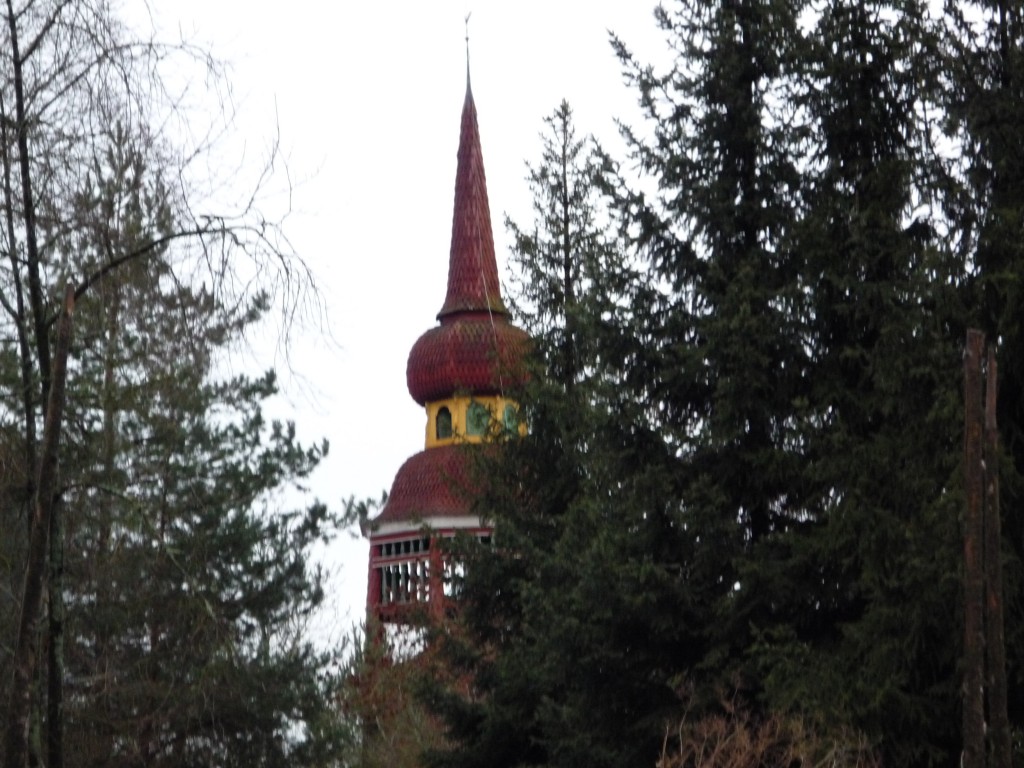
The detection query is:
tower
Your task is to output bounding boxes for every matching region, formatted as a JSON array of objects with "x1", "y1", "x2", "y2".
[{"x1": 365, "y1": 69, "x2": 528, "y2": 626}]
